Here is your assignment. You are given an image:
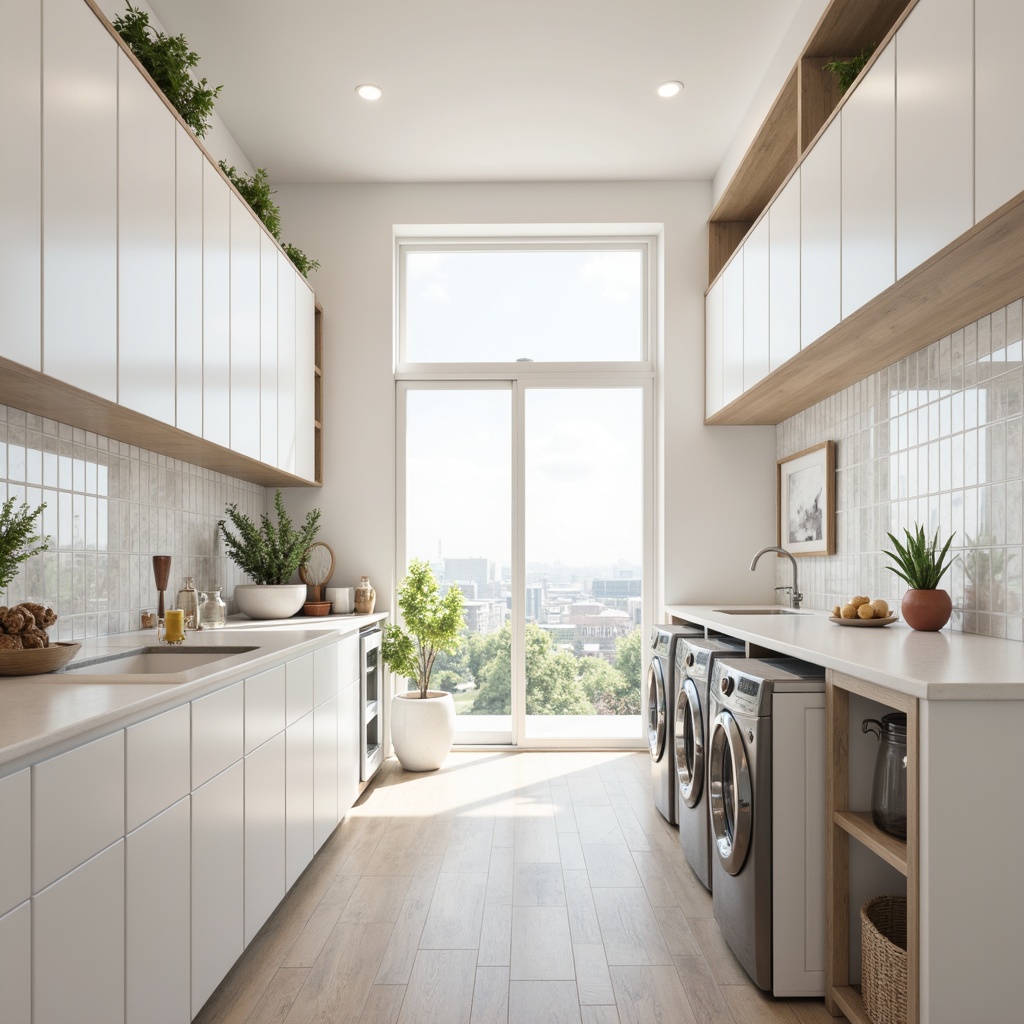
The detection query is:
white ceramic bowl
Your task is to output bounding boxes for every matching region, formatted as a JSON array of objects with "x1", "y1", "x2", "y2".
[{"x1": 233, "y1": 584, "x2": 307, "y2": 620}]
